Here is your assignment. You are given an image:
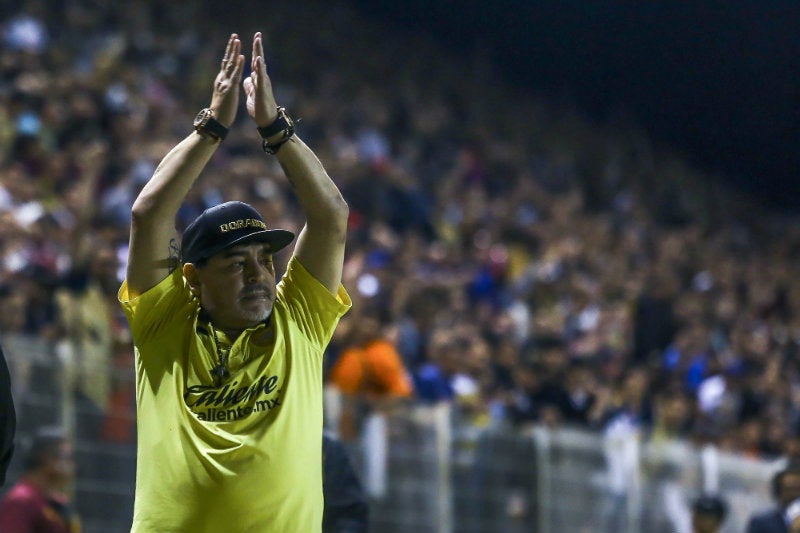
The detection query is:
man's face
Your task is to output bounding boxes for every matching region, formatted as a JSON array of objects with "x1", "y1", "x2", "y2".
[
  {"x1": 45, "y1": 441, "x2": 75, "y2": 487},
  {"x1": 779, "y1": 472, "x2": 800, "y2": 508},
  {"x1": 185, "y1": 242, "x2": 277, "y2": 332}
]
